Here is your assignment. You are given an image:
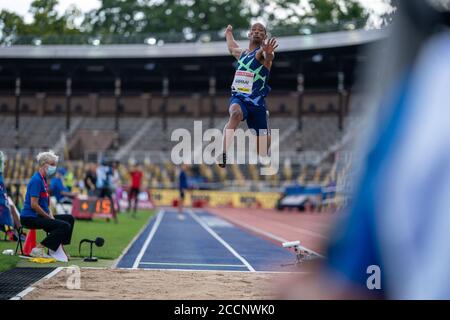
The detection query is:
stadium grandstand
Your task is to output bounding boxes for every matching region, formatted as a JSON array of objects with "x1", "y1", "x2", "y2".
[
  {"x1": 0, "y1": 28, "x2": 384, "y2": 197},
  {"x1": 5, "y1": 0, "x2": 450, "y2": 302}
]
